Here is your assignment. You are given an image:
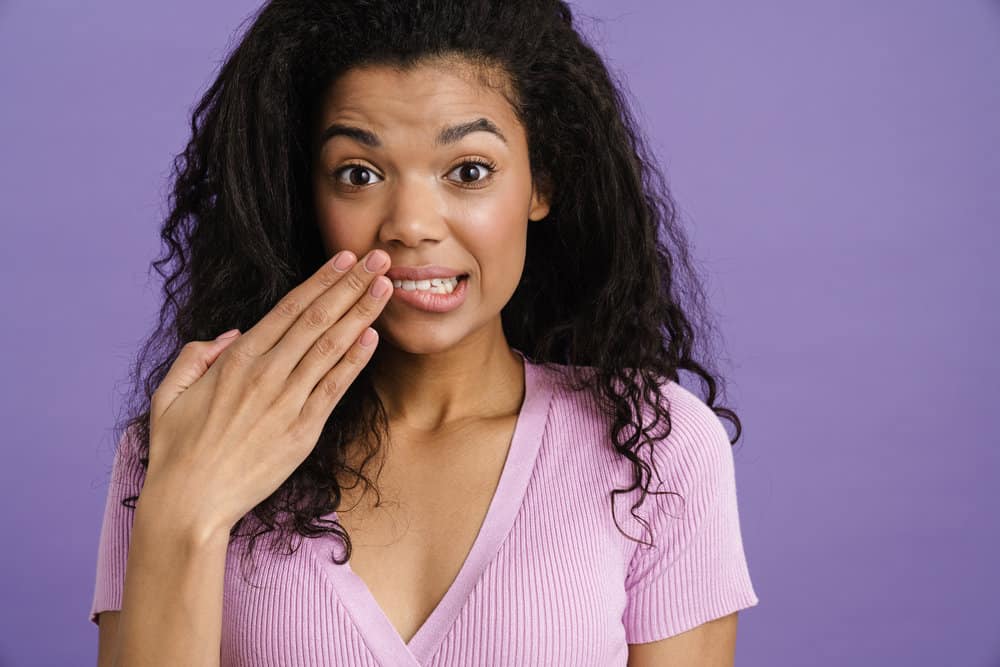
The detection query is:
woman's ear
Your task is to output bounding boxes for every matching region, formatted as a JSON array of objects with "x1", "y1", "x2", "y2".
[{"x1": 529, "y1": 174, "x2": 554, "y2": 221}]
